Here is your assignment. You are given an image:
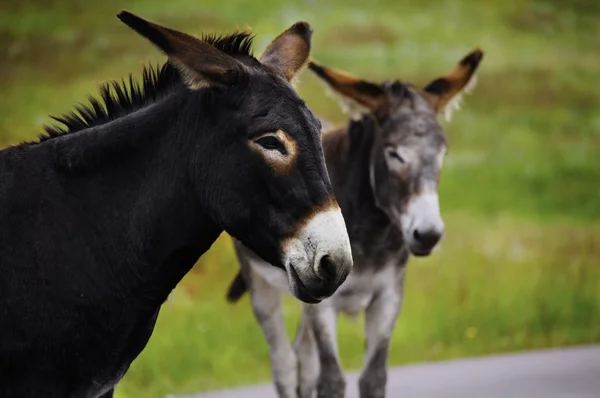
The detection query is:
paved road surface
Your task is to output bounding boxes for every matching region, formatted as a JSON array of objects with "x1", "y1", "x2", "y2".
[{"x1": 174, "y1": 345, "x2": 600, "y2": 398}]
